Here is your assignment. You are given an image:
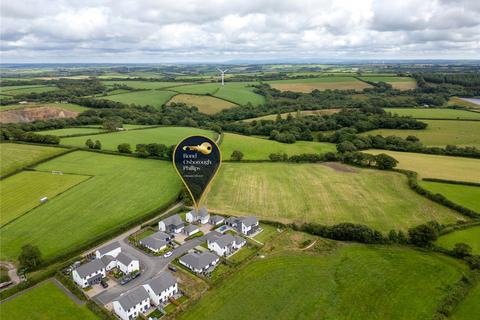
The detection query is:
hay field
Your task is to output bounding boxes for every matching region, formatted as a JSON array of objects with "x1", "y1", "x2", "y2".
[
  {"x1": 360, "y1": 76, "x2": 417, "y2": 90},
  {"x1": 384, "y1": 108, "x2": 480, "y2": 120},
  {"x1": 100, "y1": 90, "x2": 177, "y2": 108},
  {"x1": 267, "y1": 77, "x2": 372, "y2": 92},
  {"x1": 168, "y1": 94, "x2": 237, "y2": 114}
]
